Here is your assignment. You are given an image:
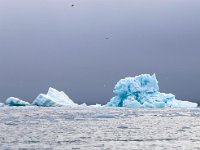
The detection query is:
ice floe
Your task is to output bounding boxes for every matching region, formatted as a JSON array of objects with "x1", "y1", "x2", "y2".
[
  {"x1": 117, "y1": 124, "x2": 128, "y2": 129},
  {"x1": 94, "y1": 114, "x2": 115, "y2": 118},
  {"x1": 106, "y1": 74, "x2": 198, "y2": 108}
]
